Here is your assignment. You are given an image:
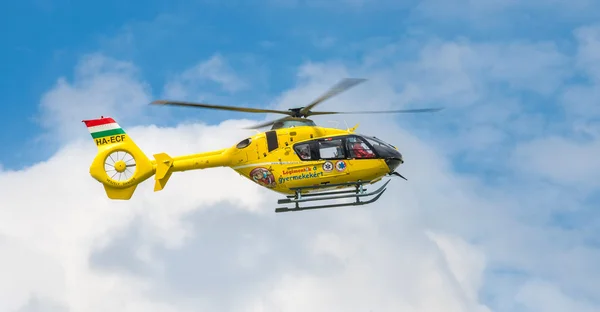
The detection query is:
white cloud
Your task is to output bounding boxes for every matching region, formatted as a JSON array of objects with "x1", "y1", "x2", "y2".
[
  {"x1": 561, "y1": 25, "x2": 600, "y2": 119},
  {"x1": 516, "y1": 279, "x2": 599, "y2": 312},
  {"x1": 261, "y1": 37, "x2": 569, "y2": 156},
  {"x1": 254, "y1": 34, "x2": 600, "y2": 311},
  {"x1": 392, "y1": 39, "x2": 570, "y2": 107},
  {"x1": 427, "y1": 231, "x2": 487, "y2": 304},
  {"x1": 511, "y1": 136, "x2": 600, "y2": 188},
  {"x1": 0, "y1": 121, "x2": 269, "y2": 312},
  {"x1": 257, "y1": 230, "x2": 491, "y2": 312},
  {"x1": 162, "y1": 54, "x2": 247, "y2": 99},
  {"x1": 514, "y1": 25, "x2": 600, "y2": 190},
  {"x1": 1, "y1": 51, "x2": 501, "y2": 311},
  {"x1": 0, "y1": 115, "x2": 502, "y2": 311},
  {"x1": 38, "y1": 53, "x2": 152, "y2": 142},
  {"x1": 574, "y1": 24, "x2": 600, "y2": 81}
]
